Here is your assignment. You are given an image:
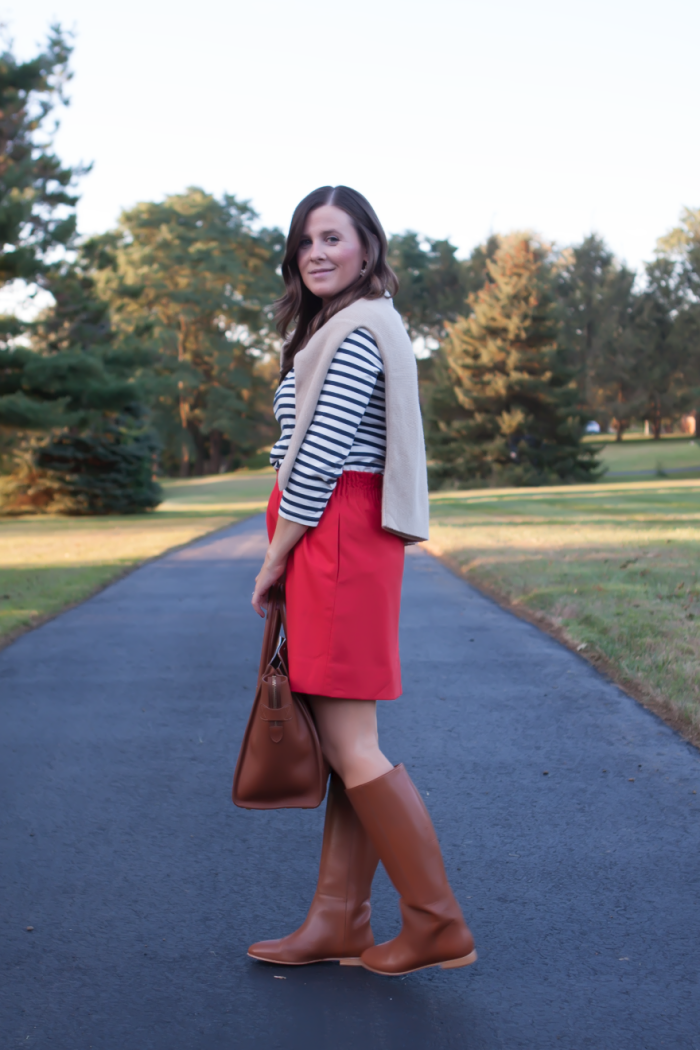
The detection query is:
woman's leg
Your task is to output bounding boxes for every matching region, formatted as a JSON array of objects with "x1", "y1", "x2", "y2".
[
  {"x1": 307, "y1": 697, "x2": 393, "y2": 789},
  {"x1": 247, "y1": 772, "x2": 378, "y2": 965},
  {"x1": 308, "y1": 698, "x2": 476, "y2": 977}
]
